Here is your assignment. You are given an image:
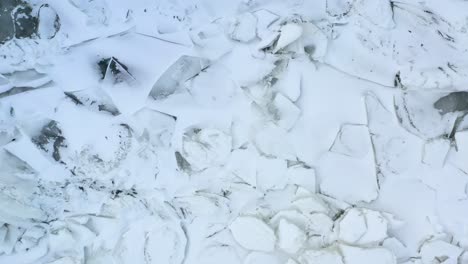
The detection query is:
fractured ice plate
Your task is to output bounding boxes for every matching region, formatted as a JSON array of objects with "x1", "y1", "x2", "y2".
[{"x1": 149, "y1": 56, "x2": 210, "y2": 100}]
